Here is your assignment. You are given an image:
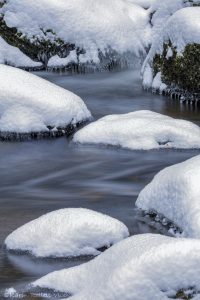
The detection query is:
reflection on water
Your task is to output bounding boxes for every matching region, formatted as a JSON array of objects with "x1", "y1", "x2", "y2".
[{"x1": 0, "y1": 69, "x2": 200, "y2": 297}]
